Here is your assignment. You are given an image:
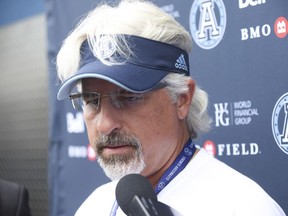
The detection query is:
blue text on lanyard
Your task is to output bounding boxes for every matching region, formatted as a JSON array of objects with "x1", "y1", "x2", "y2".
[{"x1": 154, "y1": 138, "x2": 195, "y2": 194}]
